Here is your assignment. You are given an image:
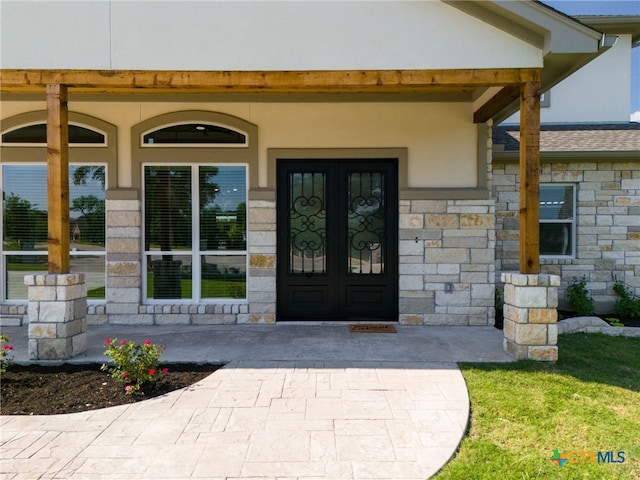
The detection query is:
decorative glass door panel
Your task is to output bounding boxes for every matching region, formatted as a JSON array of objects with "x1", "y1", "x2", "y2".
[
  {"x1": 347, "y1": 172, "x2": 385, "y2": 275},
  {"x1": 277, "y1": 160, "x2": 397, "y2": 321},
  {"x1": 289, "y1": 172, "x2": 327, "y2": 275}
]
